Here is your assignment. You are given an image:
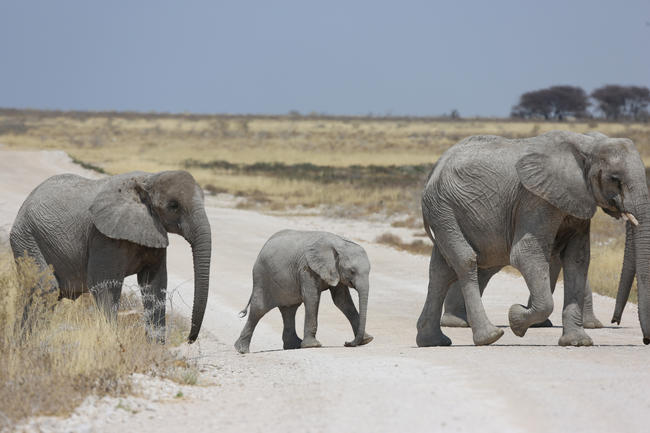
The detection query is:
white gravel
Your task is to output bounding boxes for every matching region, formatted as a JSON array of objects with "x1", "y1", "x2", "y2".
[{"x1": 1, "y1": 149, "x2": 649, "y2": 433}]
